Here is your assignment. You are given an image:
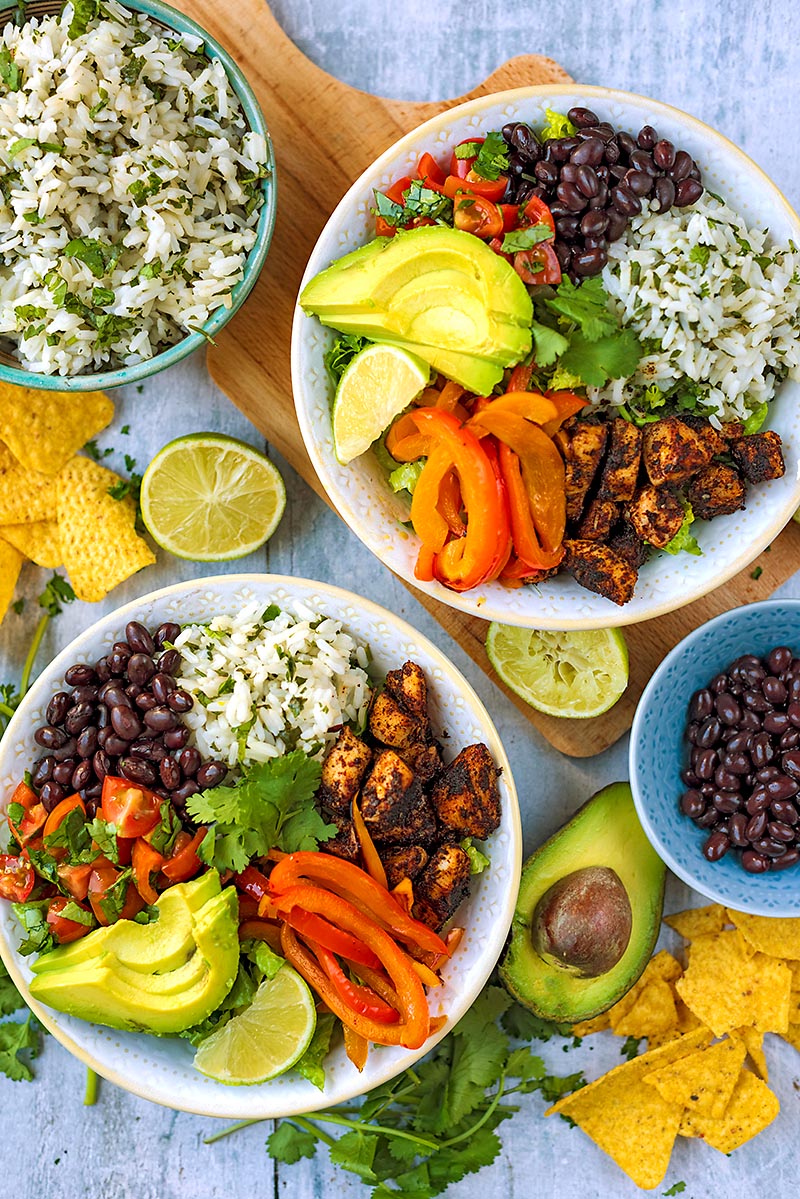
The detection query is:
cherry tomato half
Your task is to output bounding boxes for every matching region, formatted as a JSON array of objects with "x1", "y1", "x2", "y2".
[
  {"x1": 161, "y1": 828, "x2": 206, "y2": 884},
  {"x1": 0, "y1": 853, "x2": 34, "y2": 903},
  {"x1": 519, "y1": 195, "x2": 556, "y2": 236},
  {"x1": 47, "y1": 897, "x2": 92, "y2": 944},
  {"x1": 88, "y1": 859, "x2": 144, "y2": 926},
  {"x1": 450, "y1": 137, "x2": 482, "y2": 178},
  {"x1": 101, "y1": 777, "x2": 161, "y2": 839},
  {"x1": 453, "y1": 193, "x2": 504, "y2": 239},
  {"x1": 417, "y1": 152, "x2": 447, "y2": 191},
  {"x1": 444, "y1": 173, "x2": 508, "y2": 204},
  {"x1": 514, "y1": 242, "x2": 562, "y2": 286}
]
